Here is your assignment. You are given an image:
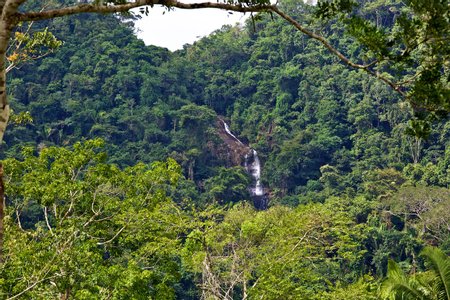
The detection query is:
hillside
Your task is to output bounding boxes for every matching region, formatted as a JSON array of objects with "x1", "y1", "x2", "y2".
[
  {"x1": 4, "y1": 2, "x2": 450, "y2": 202},
  {"x1": 1, "y1": 0, "x2": 449, "y2": 298}
]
